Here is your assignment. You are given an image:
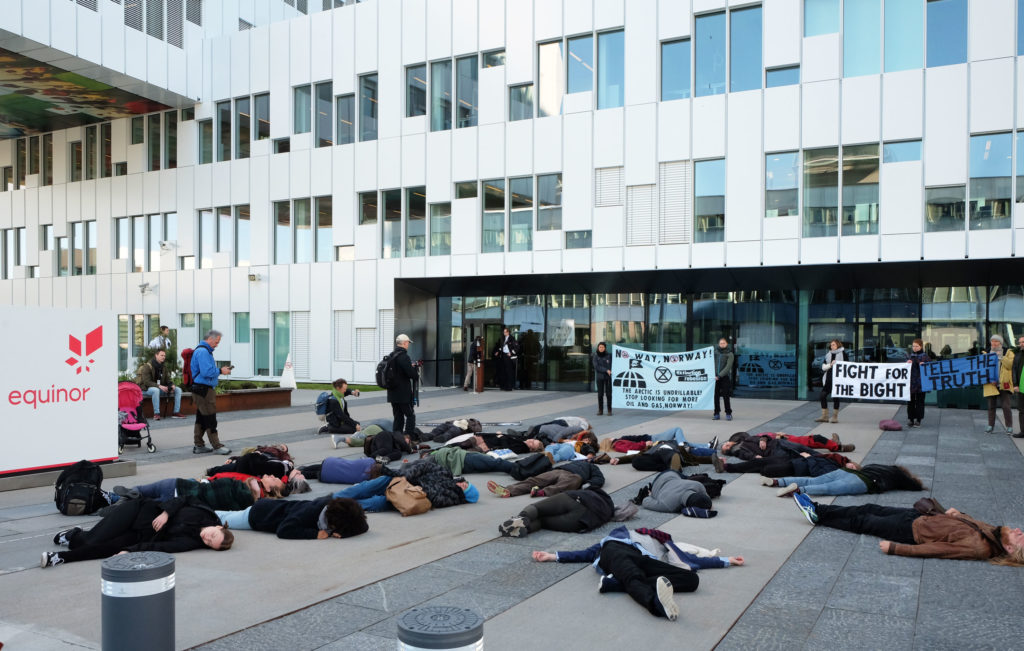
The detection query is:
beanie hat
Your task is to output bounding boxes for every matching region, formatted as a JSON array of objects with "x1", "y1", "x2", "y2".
[
  {"x1": 680, "y1": 506, "x2": 717, "y2": 518},
  {"x1": 462, "y1": 483, "x2": 479, "y2": 503}
]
